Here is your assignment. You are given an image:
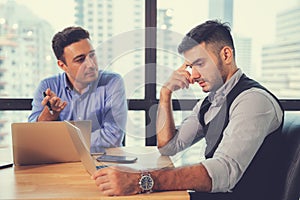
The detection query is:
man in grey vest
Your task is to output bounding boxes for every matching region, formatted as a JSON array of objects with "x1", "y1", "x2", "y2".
[
  {"x1": 92, "y1": 20, "x2": 285, "y2": 200},
  {"x1": 156, "y1": 20, "x2": 284, "y2": 199}
]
